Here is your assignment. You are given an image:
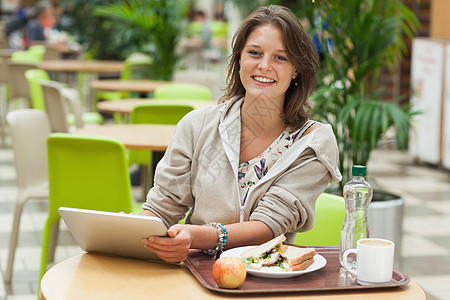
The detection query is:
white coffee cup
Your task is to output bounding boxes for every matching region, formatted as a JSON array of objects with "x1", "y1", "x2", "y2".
[{"x1": 342, "y1": 238, "x2": 395, "y2": 285}]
